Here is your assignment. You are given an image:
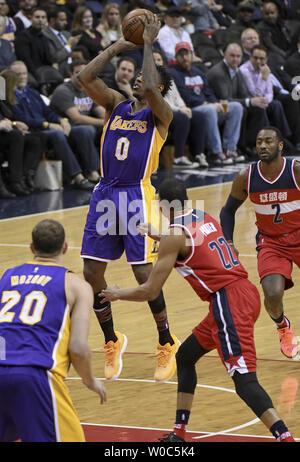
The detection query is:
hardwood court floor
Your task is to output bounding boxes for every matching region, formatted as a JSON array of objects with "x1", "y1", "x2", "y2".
[{"x1": 1, "y1": 182, "x2": 299, "y2": 442}]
